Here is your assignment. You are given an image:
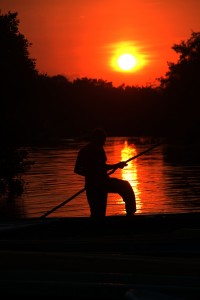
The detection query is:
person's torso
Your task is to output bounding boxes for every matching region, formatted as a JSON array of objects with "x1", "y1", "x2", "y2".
[{"x1": 80, "y1": 143, "x2": 108, "y2": 182}]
